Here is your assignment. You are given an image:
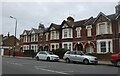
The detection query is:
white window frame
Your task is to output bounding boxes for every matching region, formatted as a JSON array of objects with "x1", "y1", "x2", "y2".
[
  {"x1": 76, "y1": 27, "x2": 81, "y2": 38},
  {"x1": 50, "y1": 43, "x2": 59, "y2": 51},
  {"x1": 31, "y1": 34, "x2": 35, "y2": 42},
  {"x1": 35, "y1": 34, "x2": 38, "y2": 42},
  {"x1": 45, "y1": 33, "x2": 49, "y2": 41},
  {"x1": 62, "y1": 28, "x2": 73, "y2": 39},
  {"x1": 62, "y1": 42, "x2": 72, "y2": 51},
  {"x1": 86, "y1": 25, "x2": 92, "y2": 37},
  {"x1": 96, "y1": 22, "x2": 112, "y2": 35},
  {"x1": 56, "y1": 31, "x2": 59, "y2": 39},
  {"x1": 31, "y1": 44, "x2": 38, "y2": 52},
  {"x1": 97, "y1": 39, "x2": 113, "y2": 54},
  {"x1": 50, "y1": 31, "x2": 55, "y2": 40},
  {"x1": 23, "y1": 45, "x2": 29, "y2": 50}
]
